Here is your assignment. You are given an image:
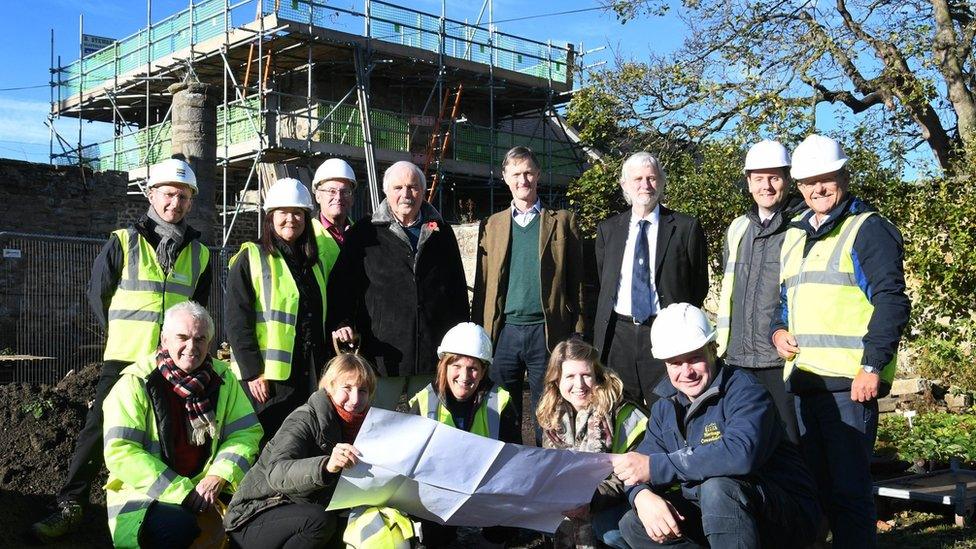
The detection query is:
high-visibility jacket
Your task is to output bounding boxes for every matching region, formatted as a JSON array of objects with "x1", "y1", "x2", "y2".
[
  {"x1": 228, "y1": 242, "x2": 331, "y2": 381},
  {"x1": 409, "y1": 383, "x2": 512, "y2": 439},
  {"x1": 780, "y1": 211, "x2": 896, "y2": 382},
  {"x1": 343, "y1": 506, "x2": 415, "y2": 549},
  {"x1": 103, "y1": 227, "x2": 209, "y2": 362},
  {"x1": 102, "y1": 354, "x2": 262, "y2": 548},
  {"x1": 310, "y1": 217, "x2": 342, "y2": 273},
  {"x1": 611, "y1": 402, "x2": 648, "y2": 454},
  {"x1": 715, "y1": 215, "x2": 751, "y2": 357}
]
